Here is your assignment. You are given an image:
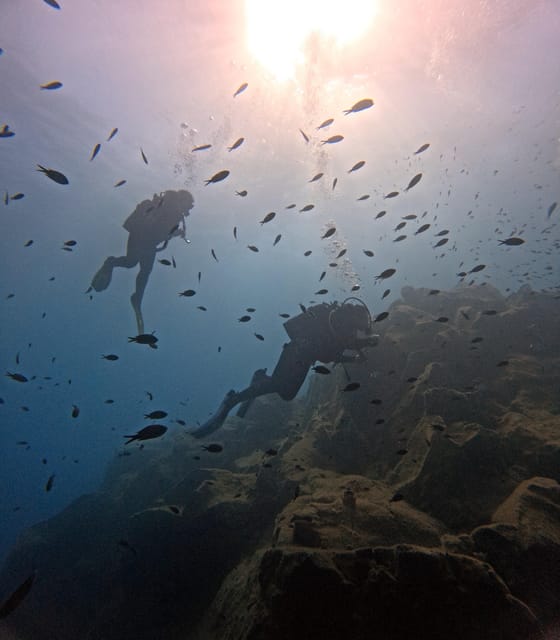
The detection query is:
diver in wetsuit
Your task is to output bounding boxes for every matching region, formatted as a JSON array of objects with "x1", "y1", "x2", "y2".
[
  {"x1": 193, "y1": 298, "x2": 379, "y2": 438},
  {"x1": 89, "y1": 189, "x2": 194, "y2": 334}
]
